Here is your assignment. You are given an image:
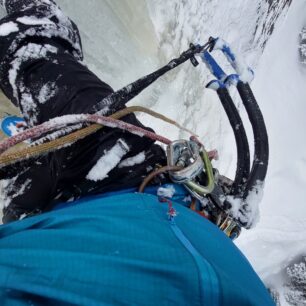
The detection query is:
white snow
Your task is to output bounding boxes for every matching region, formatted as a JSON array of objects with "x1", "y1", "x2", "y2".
[
  {"x1": 0, "y1": 21, "x2": 19, "y2": 36},
  {"x1": 0, "y1": 178, "x2": 32, "y2": 209},
  {"x1": 157, "y1": 185, "x2": 176, "y2": 198},
  {"x1": 226, "y1": 181, "x2": 264, "y2": 228},
  {"x1": 118, "y1": 151, "x2": 146, "y2": 168},
  {"x1": 8, "y1": 43, "x2": 58, "y2": 125},
  {"x1": 0, "y1": 179, "x2": 12, "y2": 210},
  {"x1": 11, "y1": 179, "x2": 32, "y2": 204},
  {"x1": 17, "y1": 16, "x2": 55, "y2": 26},
  {"x1": 227, "y1": 180, "x2": 264, "y2": 229},
  {"x1": 86, "y1": 139, "x2": 130, "y2": 182},
  {"x1": 37, "y1": 82, "x2": 57, "y2": 104}
]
